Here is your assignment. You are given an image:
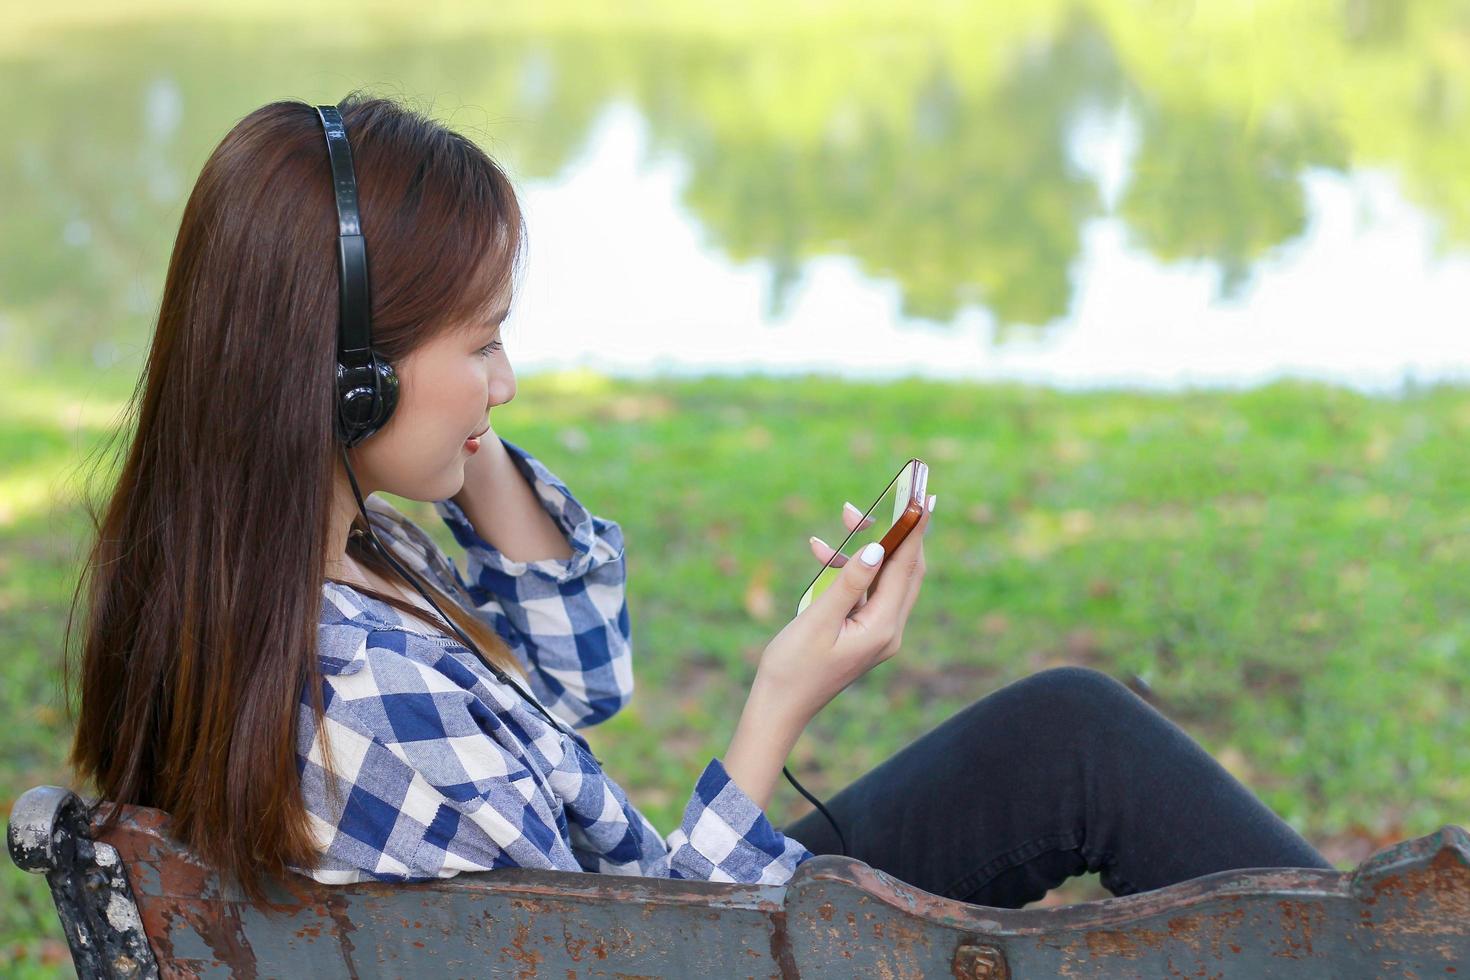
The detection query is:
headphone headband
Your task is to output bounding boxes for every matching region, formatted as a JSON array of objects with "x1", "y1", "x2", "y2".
[
  {"x1": 314, "y1": 105, "x2": 371, "y2": 359},
  {"x1": 314, "y1": 104, "x2": 398, "y2": 447}
]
